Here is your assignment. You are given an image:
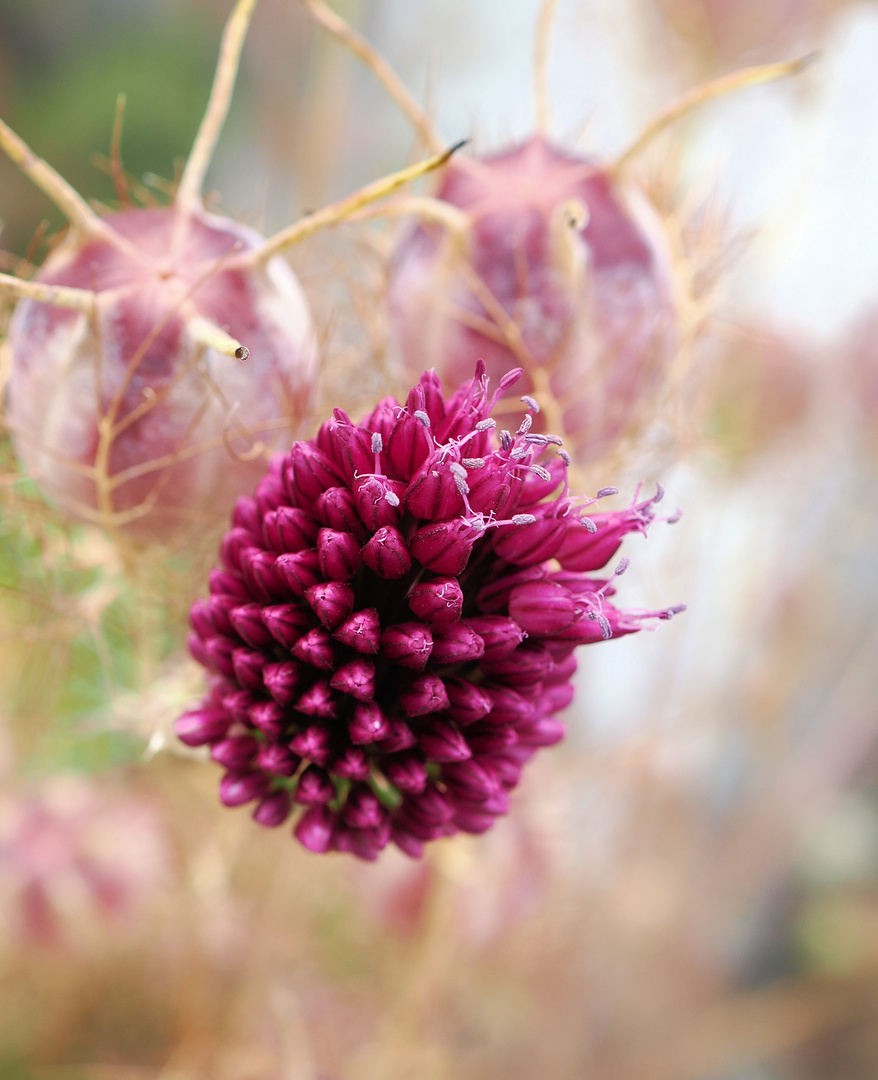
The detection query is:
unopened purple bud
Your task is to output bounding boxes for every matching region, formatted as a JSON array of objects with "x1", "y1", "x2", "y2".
[
  {"x1": 333, "y1": 608, "x2": 381, "y2": 654},
  {"x1": 256, "y1": 742, "x2": 301, "y2": 777},
  {"x1": 391, "y1": 824, "x2": 425, "y2": 859},
  {"x1": 507, "y1": 580, "x2": 577, "y2": 635},
  {"x1": 261, "y1": 603, "x2": 313, "y2": 649},
  {"x1": 291, "y1": 626, "x2": 337, "y2": 670},
  {"x1": 209, "y1": 569, "x2": 250, "y2": 602},
  {"x1": 232, "y1": 647, "x2": 268, "y2": 691},
  {"x1": 361, "y1": 525, "x2": 412, "y2": 580},
  {"x1": 478, "y1": 749, "x2": 524, "y2": 789},
  {"x1": 220, "y1": 527, "x2": 255, "y2": 573},
  {"x1": 293, "y1": 681, "x2": 338, "y2": 719},
  {"x1": 349, "y1": 701, "x2": 391, "y2": 744},
  {"x1": 275, "y1": 548, "x2": 322, "y2": 597},
  {"x1": 285, "y1": 442, "x2": 344, "y2": 502},
  {"x1": 295, "y1": 805, "x2": 336, "y2": 853},
  {"x1": 542, "y1": 681, "x2": 576, "y2": 712},
  {"x1": 463, "y1": 616, "x2": 526, "y2": 659},
  {"x1": 404, "y1": 457, "x2": 465, "y2": 521},
  {"x1": 329, "y1": 658, "x2": 376, "y2": 701},
  {"x1": 229, "y1": 602, "x2": 274, "y2": 648},
  {"x1": 294, "y1": 764, "x2": 335, "y2": 804},
  {"x1": 314, "y1": 486, "x2": 366, "y2": 538},
  {"x1": 210, "y1": 735, "x2": 258, "y2": 770},
  {"x1": 254, "y1": 472, "x2": 286, "y2": 518},
  {"x1": 343, "y1": 784, "x2": 385, "y2": 829},
  {"x1": 416, "y1": 718, "x2": 472, "y2": 762},
  {"x1": 515, "y1": 716, "x2": 567, "y2": 747},
  {"x1": 353, "y1": 475, "x2": 406, "y2": 531},
  {"x1": 407, "y1": 577, "x2": 464, "y2": 623},
  {"x1": 224, "y1": 688, "x2": 257, "y2": 724},
  {"x1": 430, "y1": 623, "x2": 485, "y2": 664},
  {"x1": 445, "y1": 678, "x2": 493, "y2": 725},
  {"x1": 188, "y1": 631, "x2": 209, "y2": 667},
  {"x1": 253, "y1": 790, "x2": 292, "y2": 828},
  {"x1": 317, "y1": 528, "x2": 362, "y2": 581},
  {"x1": 382, "y1": 751, "x2": 428, "y2": 794},
  {"x1": 410, "y1": 519, "x2": 479, "y2": 576},
  {"x1": 219, "y1": 770, "x2": 269, "y2": 807},
  {"x1": 189, "y1": 599, "x2": 217, "y2": 641},
  {"x1": 401, "y1": 783, "x2": 455, "y2": 826},
  {"x1": 175, "y1": 708, "x2": 230, "y2": 747},
  {"x1": 304, "y1": 582, "x2": 355, "y2": 630},
  {"x1": 262, "y1": 506, "x2": 319, "y2": 553},
  {"x1": 452, "y1": 806, "x2": 497, "y2": 834},
  {"x1": 381, "y1": 622, "x2": 433, "y2": 670},
  {"x1": 481, "y1": 644, "x2": 554, "y2": 688},
  {"x1": 442, "y1": 759, "x2": 500, "y2": 801},
  {"x1": 376, "y1": 717, "x2": 418, "y2": 753},
  {"x1": 250, "y1": 700, "x2": 286, "y2": 740},
  {"x1": 203, "y1": 635, "x2": 237, "y2": 677},
  {"x1": 330, "y1": 747, "x2": 371, "y2": 781},
  {"x1": 464, "y1": 722, "x2": 518, "y2": 754},
  {"x1": 239, "y1": 548, "x2": 284, "y2": 603},
  {"x1": 484, "y1": 685, "x2": 535, "y2": 725},
  {"x1": 232, "y1": 494, "x2": 261, "y2": 535},
  {"x1": 263, "y1": 660, "x2": 306, "y2": 707},
  {"x1": 399, "y1": 673, "x2": 450, "y2": 716}
]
